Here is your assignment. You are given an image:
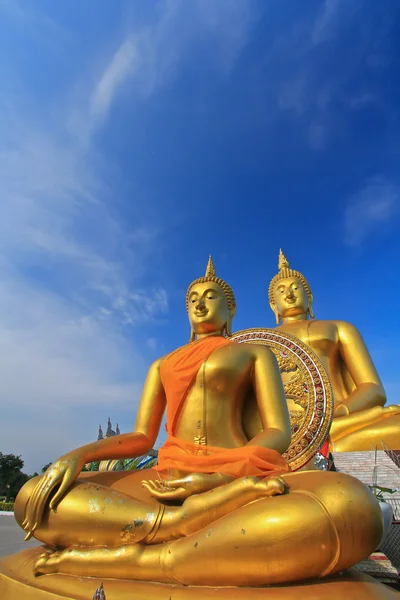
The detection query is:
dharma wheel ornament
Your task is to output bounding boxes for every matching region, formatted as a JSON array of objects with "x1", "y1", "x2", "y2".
[{"x1": 232, "y1": 328, "x2": 333, "y2": 471}]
